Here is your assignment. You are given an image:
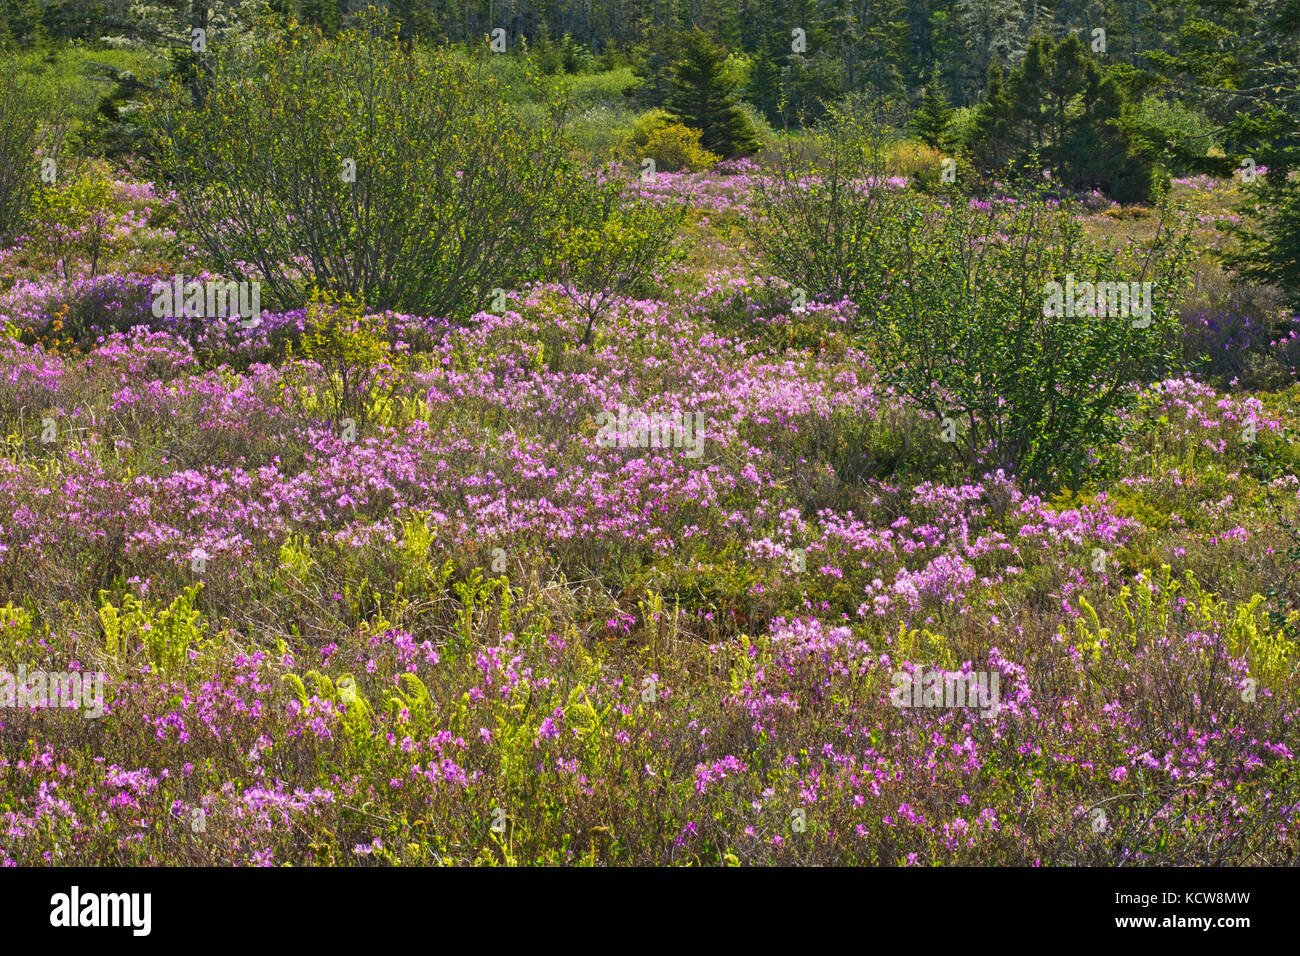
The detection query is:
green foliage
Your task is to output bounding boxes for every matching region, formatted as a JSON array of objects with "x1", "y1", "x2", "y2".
[
  {"x1": 611, "y1": 109, "x2": 670, "y2": 152},
  {"x1": 529, "y1": 25, "x2": 598, "y2": 76},
  {"x1": 0, "y1": 603, "x2": 40, "y2": 662},
  {"x1": 98, "y1": 584, "x2": 207, "y2": 676},
  {"x1": 754, "y1": 100, "x2": 1197, "y2": 487},
  {"x1": 304, "y1": 668, "x2": 376, "y2": 744},
  {"x1": 1123, "y1": 95, "x2": 1221, "y2": 172},
  {"x1": 276, "y1": 533, "x2": 316, "y2": 590},
  {"x1": 398, "y1": 512, "x2": 455, "y2": 597},
  {"x1": 284, "y1": 289, "x2": 407, "y2": 434},
  {"x1": 894, "y1": 621, "x2": 957, "y2": 671},
  {"x1": 299, "y1": 0, "x2": 341, "y2": 36},
  {"x1": 1227, "y1": 594, "x2": 1298, "y2": 694},
  {"x1": 1072, "y1": 566, "x2": 1296, "y2": 695},
  {"x1": 625, "y1": 25, "x2": 686, "y2": 110},
  {"x1": 665, "y1": 29, "x2": 759, "y2": 159},
  {"x1": 566, "y1": 102, "x2": 641, "y2": 155},
  {"x1": 1224, "y1": 178, "x2": 1300, "y2": 314},
  {"x1": 1145, "y1": 0, "x2": 1300, "y2": 180},
  {"x1": 540, "y1": 168, "x2": 689, "y2": 347},
  {"x1": 5, "y1": 0, "x2": 43, "y2": 49},
  {"x1": 968, "y1": 33, "x2": 1154, "y2": 203},
  {"x1": 557, "y1": 68, "x2": 638, "y2": 113},
  {"x1": 613, "y1": 113, "x2": 720, "y2": 172},
  {"x1": 641, "y1": 122, "x2": 720, "y2": 172},
  {"x1": 29, "y1": 158, "x2": 120, "y2": 279},
  {"x1": 3, "y1": 46, "x2": 164, "y2": 155},
  {"x1": 747, "y1": 97, "x2": 907, "y2": 308},
  {"x1": 452, "y1": 568, "x2": 513, "y2": 646},
  {"x1": 870, "y1": 187, "x2": 1194, "y2": 486},
  {"x1": 910, "y1": 68, "x2": 956, "y2": 152},
  {"x1": 1146, "y1": 2, "x2": 1300, "y2": 312},
  {"x1": 0, "y1": 65, "x2": 58, "y2": 242},
  {"x1": 144, "y1": 11, "x2": 577, "y2": 319}
]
